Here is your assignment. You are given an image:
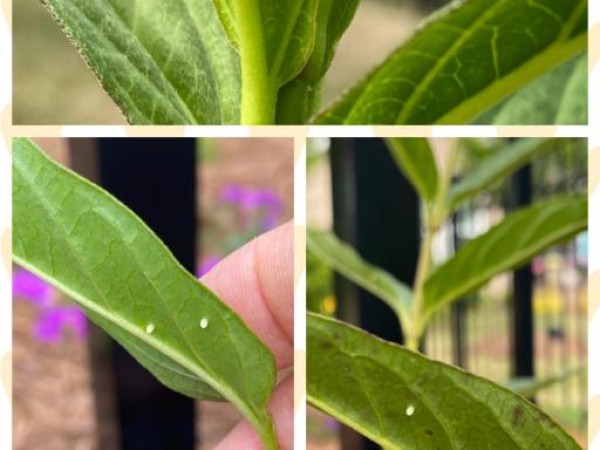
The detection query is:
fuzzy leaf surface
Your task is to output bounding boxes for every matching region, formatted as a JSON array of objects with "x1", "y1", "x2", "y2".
[
  {"x1": 12, "y1": 139, "x2": 276, "y2": 439},
  {"x1": 308, "y1": 313, "x2": 581, "y2": 449},
  {"x1": 307, "y1": 229, "x2": 412, "y2": 323},
  {"x1": 42, "y1": 0, "x2": 241, "y2": 124},
  {"x1": 423, "y1": 196, "x2": 587, "y2": 320},
  {"x1": 317, "y1": 0, "x2": 587, "y2": 125}
]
